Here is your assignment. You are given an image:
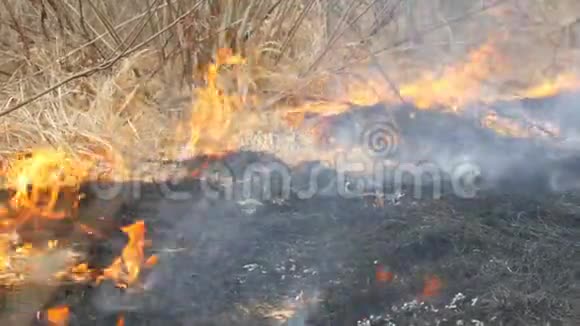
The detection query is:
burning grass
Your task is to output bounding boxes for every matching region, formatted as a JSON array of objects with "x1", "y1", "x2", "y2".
[
  {"x1": 0, "y1": 146, "x2": 150, "y2": 290},
  {"x1": 0, "y1": 0, "x2": 331, "y2": 164},
  {"x1": 1, "y1": 1, "x2": 580, "y2": 163},
  {"x1": 1, "y1": 0, "x2": 580, "y2": 324}
]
